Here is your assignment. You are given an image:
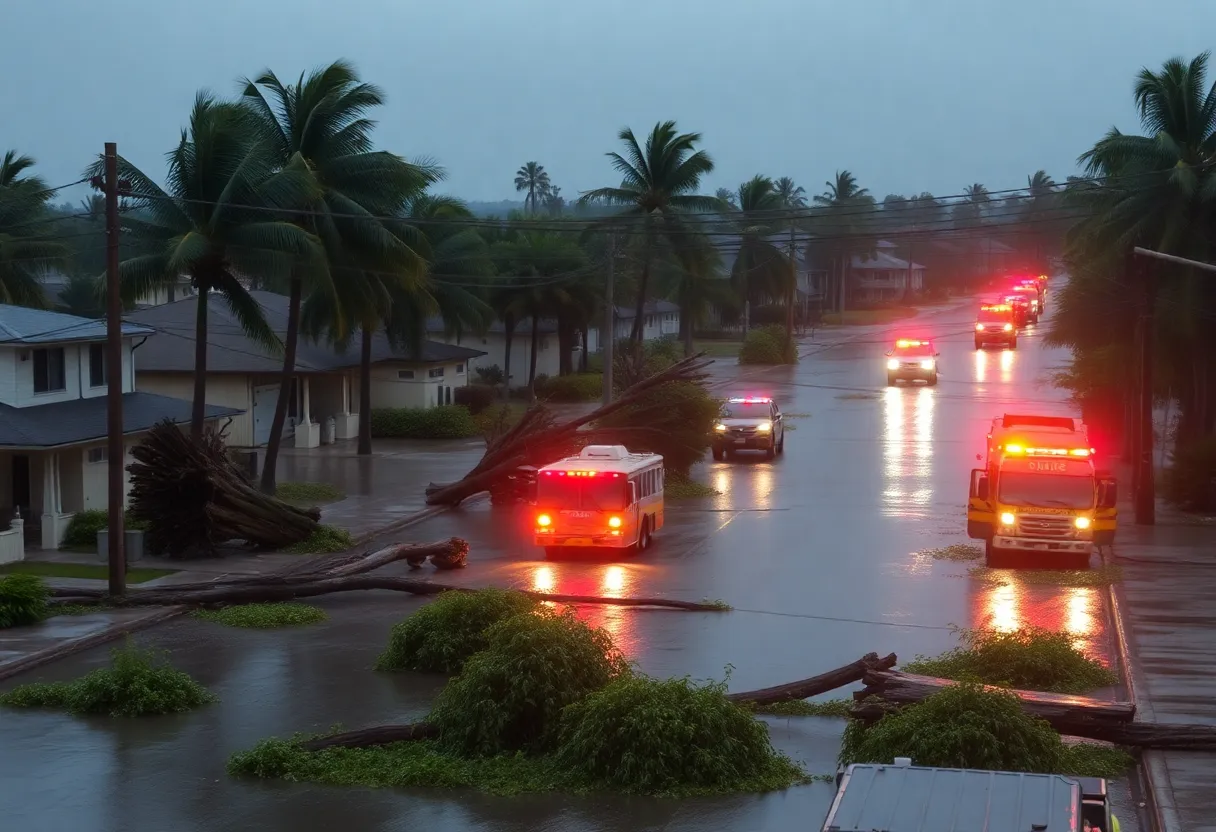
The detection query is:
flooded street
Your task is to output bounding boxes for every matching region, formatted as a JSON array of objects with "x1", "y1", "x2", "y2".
[{"x1": 0, "y1": 300, "x2": 1140, "y2": 831}]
